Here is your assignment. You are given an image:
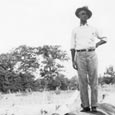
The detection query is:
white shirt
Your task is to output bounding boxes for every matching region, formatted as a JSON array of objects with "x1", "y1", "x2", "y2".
[{"x1": 71, "y1": 24, "x2": 107, "y2": 50}]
